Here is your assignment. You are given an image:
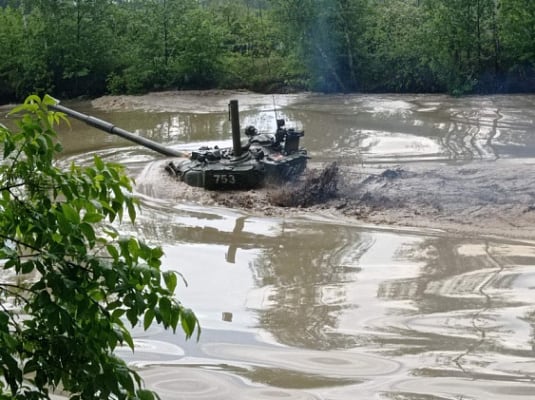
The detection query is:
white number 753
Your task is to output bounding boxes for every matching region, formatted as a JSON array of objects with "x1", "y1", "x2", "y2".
[{"x1": 214, "y1": 174, "x2": 236, "y2": 184}]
